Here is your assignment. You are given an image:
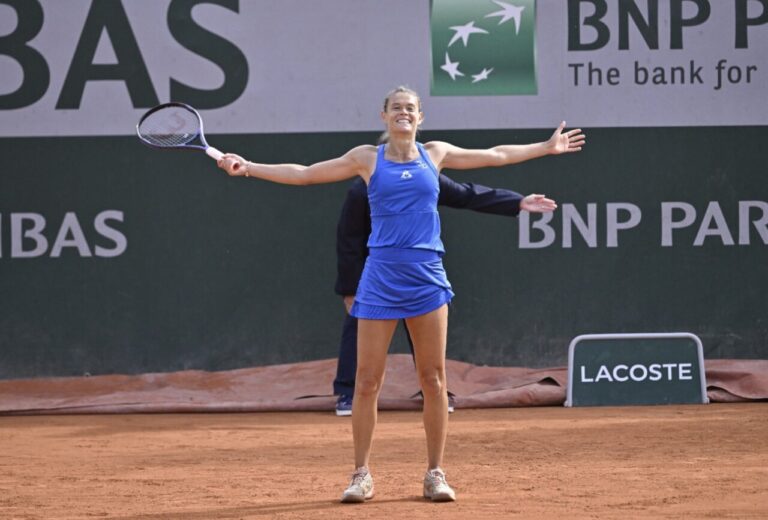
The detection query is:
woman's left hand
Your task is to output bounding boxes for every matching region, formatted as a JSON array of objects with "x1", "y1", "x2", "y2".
[{"x1": 548, "y1": 121, "x2": 585, "y2": 154}]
